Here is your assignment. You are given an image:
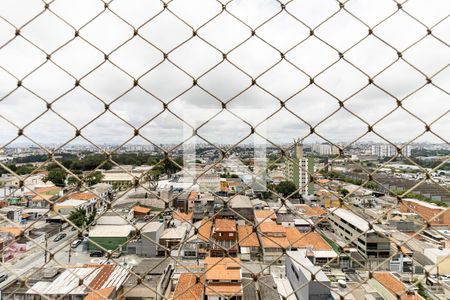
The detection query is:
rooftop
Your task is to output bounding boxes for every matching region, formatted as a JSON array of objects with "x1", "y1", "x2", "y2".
[
  {"x1": 173, "y1": 273, "x2": 204, "y2": 300},
  {"x1": 89, "y1": 225, "x2": 134, "y2": 238},
  {"x1": 68, "y1": 192, "x2": 97, "y2": 201},
  {"x1": 229, "y1": 195, "x2": 252, "y2": 208},
  {"x1": 25, "y1": 264, "x2": 129, "y2": 296},
  {"x1": 205, "y1": 283, "x2": 242, "y2": 296},
  {"x1": 372, "y1": 272, "x2": 423, "y2": 300},
  {"x1": 287, "y1": 251, "x2": 329, "y2": 282},
  {"x1": 198, "y1": 219, "x2": 212, "y2": 242},
  {"x1": 402, "y1": 198, "x2": 446, "y2": 210},
  {"x1": 215, "y1": 218, "x2": 237, "y2": 232},
  {"x1": 285, "y1": 228, "x2": 333, "y2": 251},
  {"x1": 330, "y1": 207, "x2": 370, "y2": 232},
  {"x1": 204, "y1": 257, "x2": 241, "y2": 281},
  {"x1": 238, "y1": 225, "x2": 260, "y2": 247},
  {"x1": 173, "y1": 211, "x2": 194, "y2": 223},
  {"x1": 255, "y1": 210, "x2": 276, "y2": 221},
  {"x1": 133, "y1": 205, "x2": 151, "y2": 214},
  {"x1": 160, "y1": 226, "x2": 188, "y2": 240}
]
